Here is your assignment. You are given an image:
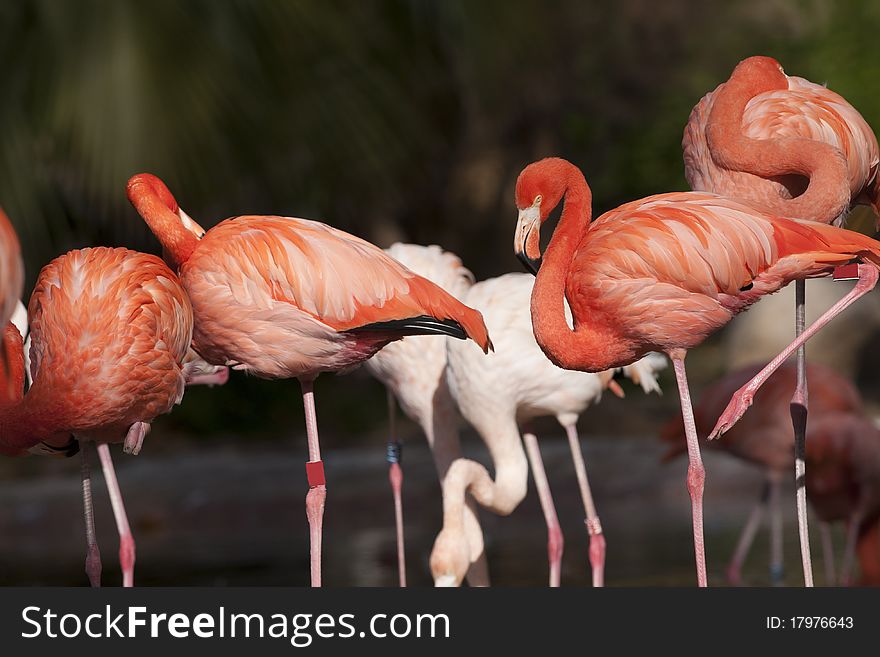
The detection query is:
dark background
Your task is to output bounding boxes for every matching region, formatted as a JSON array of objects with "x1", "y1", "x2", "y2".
[{"x1": 1, "y1": 0, "x2": 879, "y2": 586}]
